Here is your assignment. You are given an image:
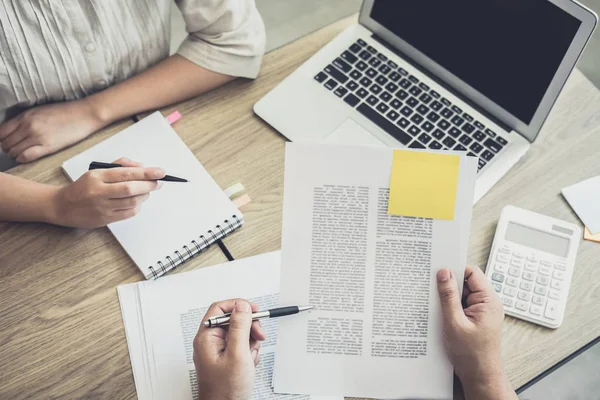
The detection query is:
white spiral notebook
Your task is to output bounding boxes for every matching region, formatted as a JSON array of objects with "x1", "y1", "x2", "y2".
[{"x1": 62, "y1": 112, "x2": 243, "y2": 280}]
